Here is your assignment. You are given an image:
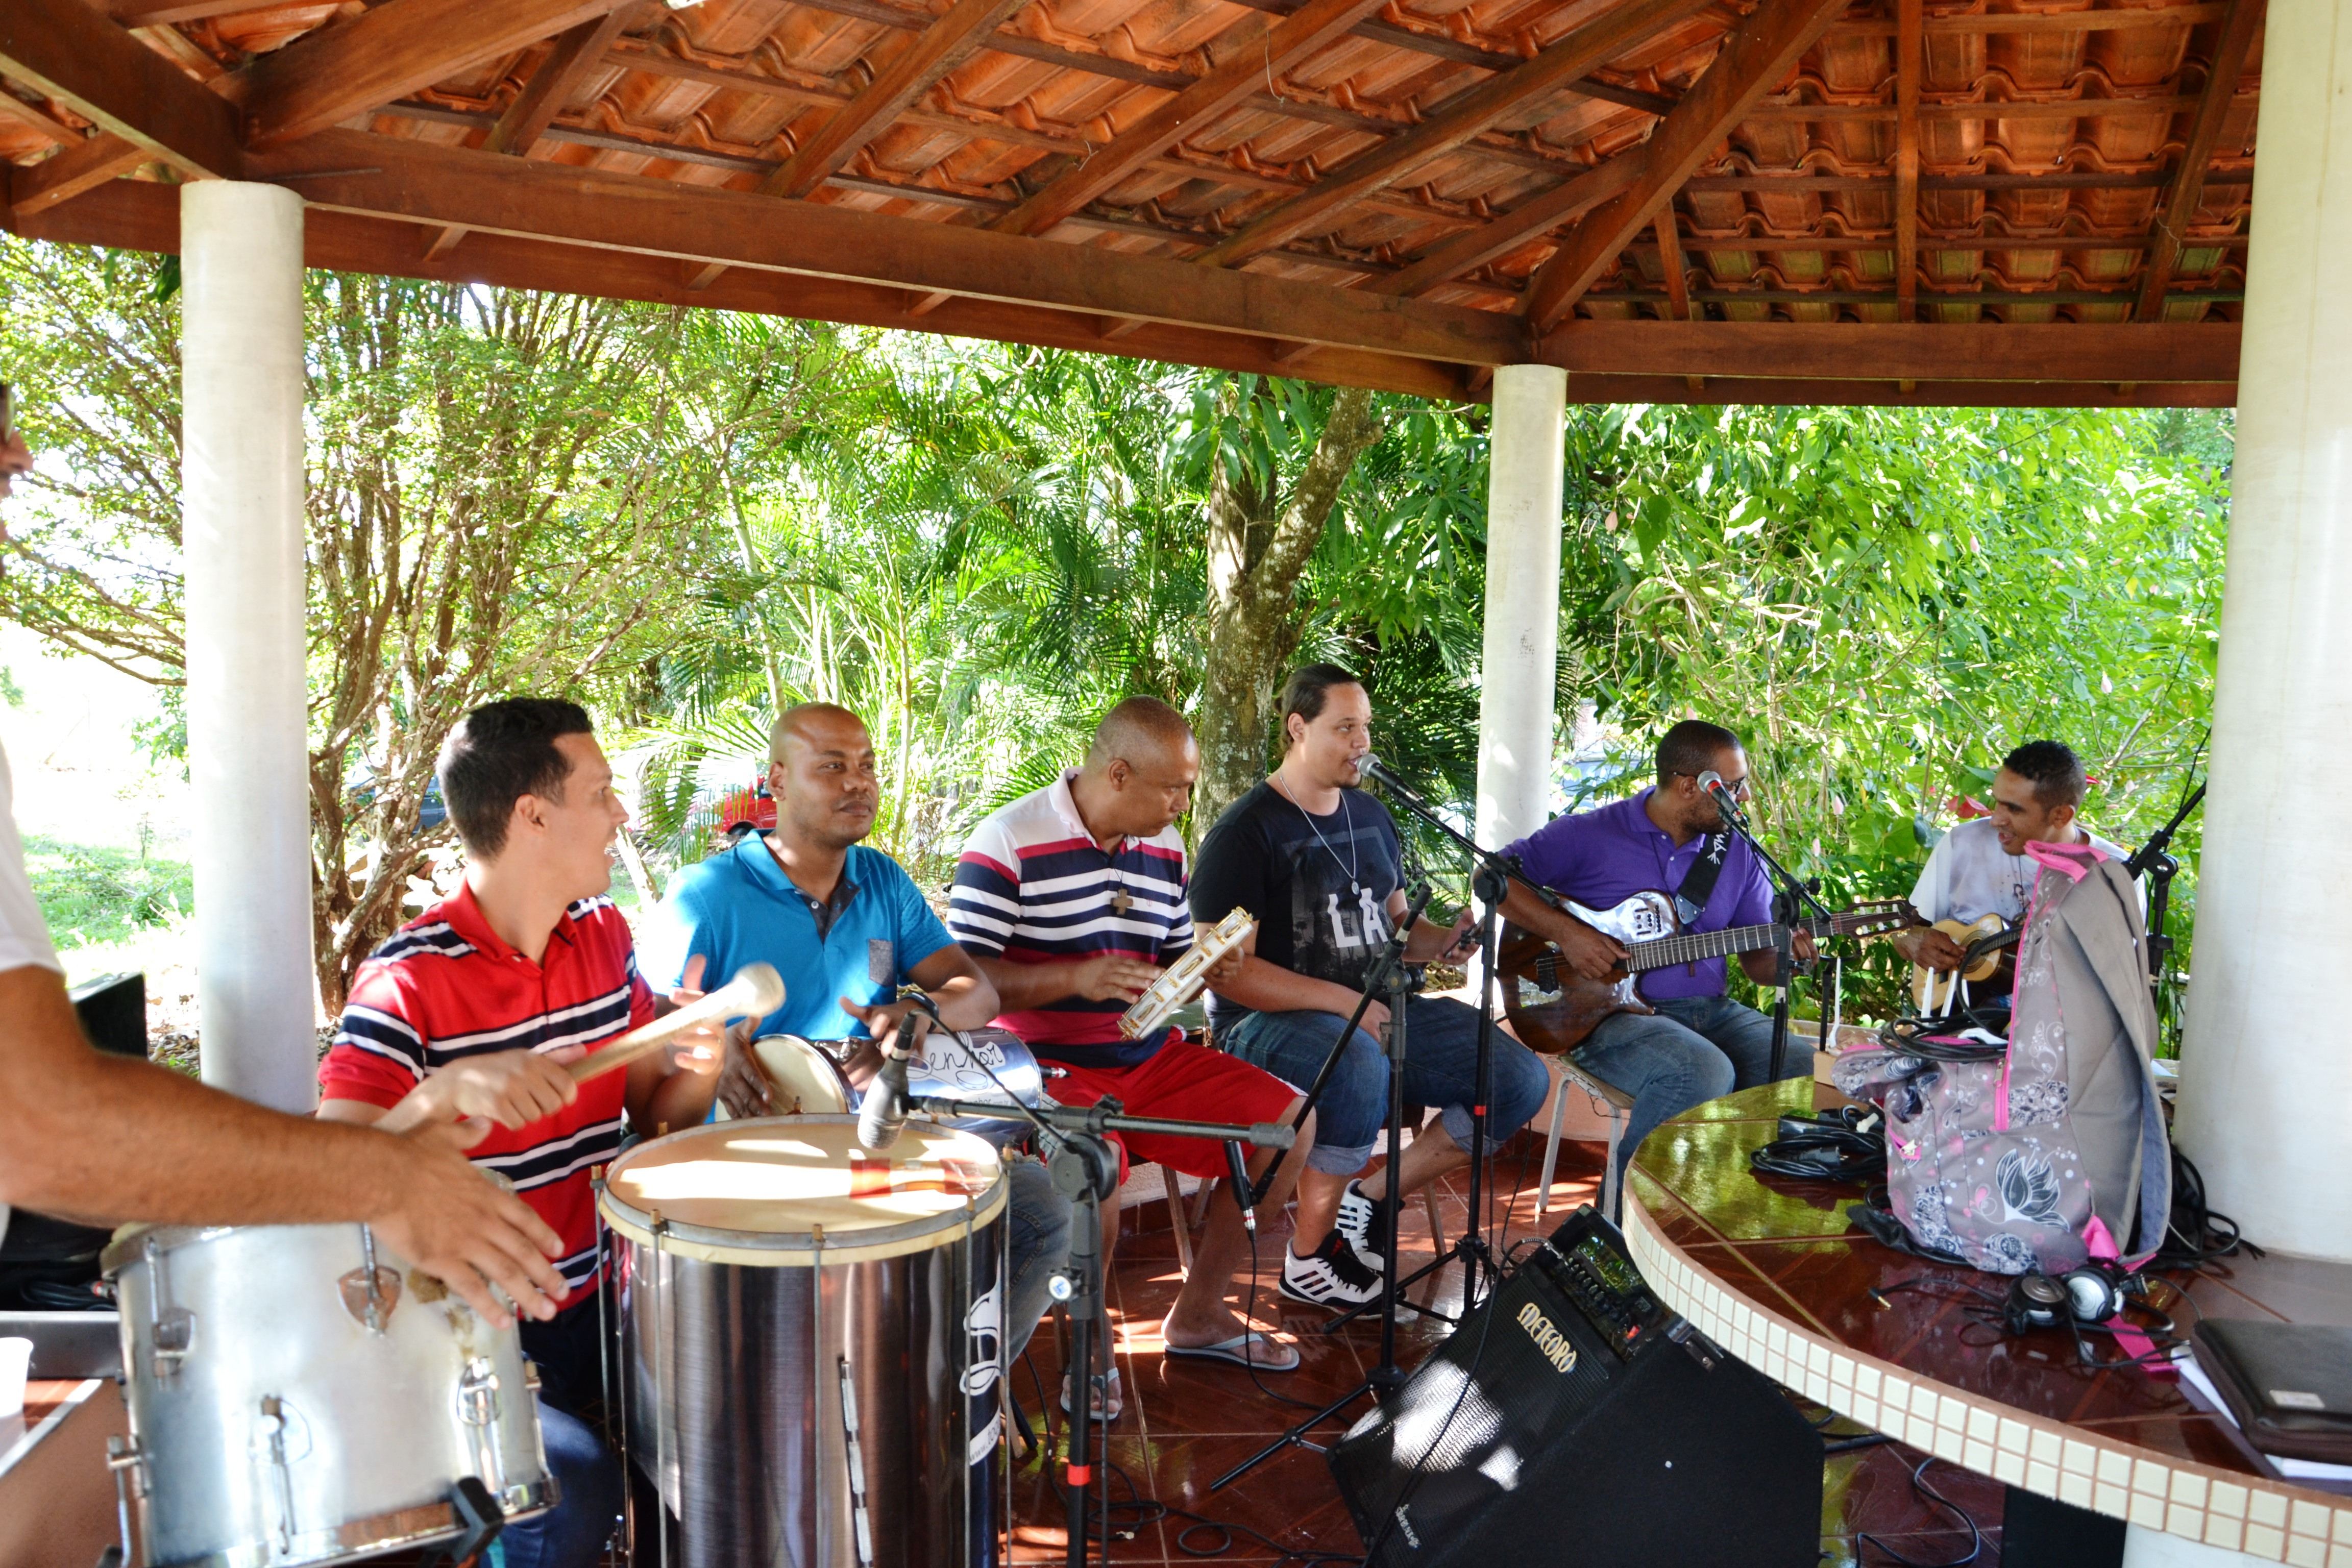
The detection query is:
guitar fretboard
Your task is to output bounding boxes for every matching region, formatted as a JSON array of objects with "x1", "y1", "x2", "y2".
[{"x1": 1624, "y1": 920, "x2": 1787, "y2": 973}]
